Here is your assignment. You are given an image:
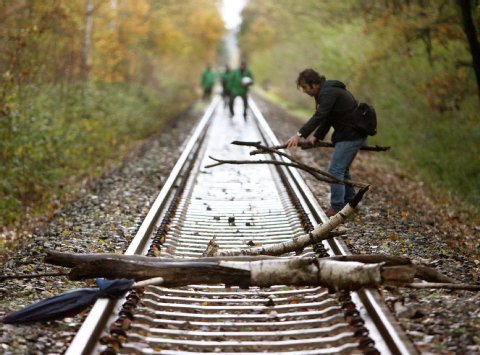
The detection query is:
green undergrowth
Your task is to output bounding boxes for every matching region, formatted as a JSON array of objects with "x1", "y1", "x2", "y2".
[
  {"x1": 354, "y1": 51, "x2": 480, "y2": 211},
  {"x1": 0, "y1": 81, "x2": 194, "y2": 228},
  {"x1": 256, "y1": 85, "x2": 479, "y2": 221},
  {"x1": 248, "y1": 22, "x2": 480, "y2": 214}
]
